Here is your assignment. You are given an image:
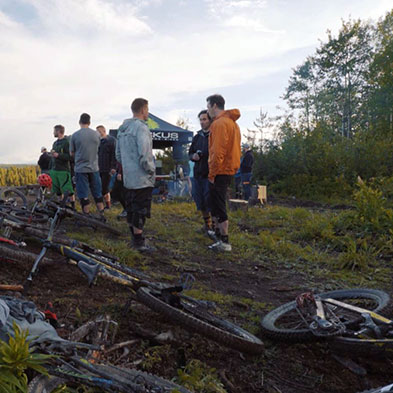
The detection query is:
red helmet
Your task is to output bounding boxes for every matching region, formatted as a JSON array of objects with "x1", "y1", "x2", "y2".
[{"x1": 37, "y1": 173, "x2": 52, "y2": 188}]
